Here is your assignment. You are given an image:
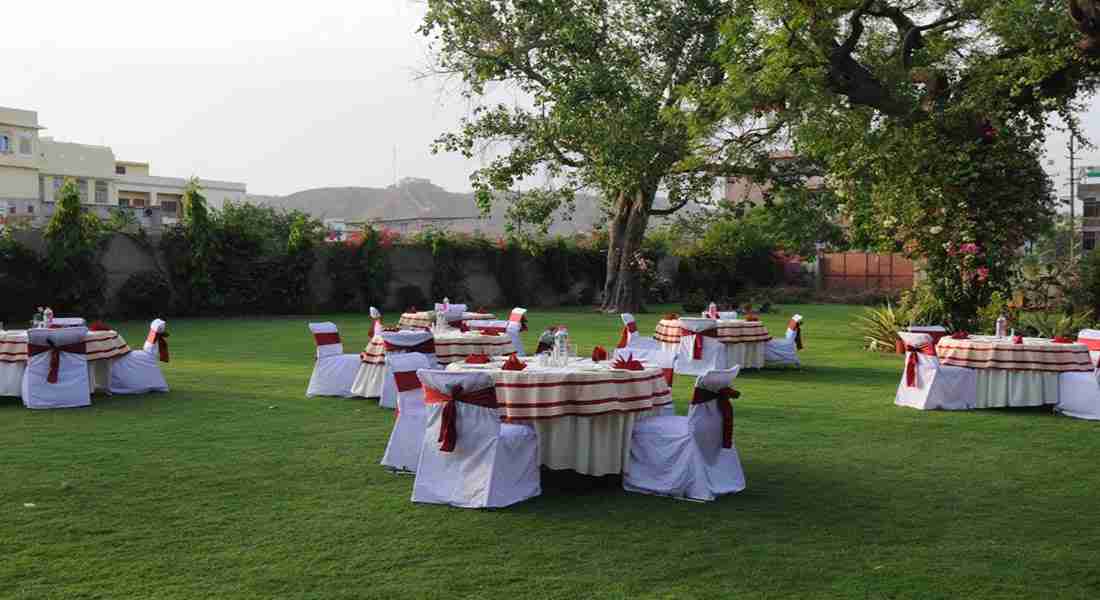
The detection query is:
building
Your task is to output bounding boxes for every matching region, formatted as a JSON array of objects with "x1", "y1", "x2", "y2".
[
  {"x1": 1078, "y1": 166, "x2": 1100, "y2": 251},
  {"x1": 0, "y1": 106, "x2": 246, "y2": 231},
  {"x1": 724, "y1": 151, "x2": 825, "y2": 207}
]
